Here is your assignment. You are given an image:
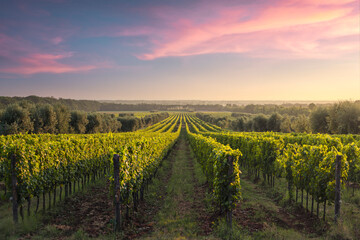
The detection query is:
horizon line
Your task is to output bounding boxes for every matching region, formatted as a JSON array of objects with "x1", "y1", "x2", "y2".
[{"x1": 1, "y1": 95, "x2": 358, "y2": 103}]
